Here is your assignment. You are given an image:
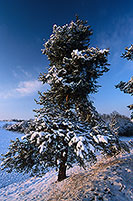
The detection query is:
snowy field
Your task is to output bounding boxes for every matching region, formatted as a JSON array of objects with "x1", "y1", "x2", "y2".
[
  {"x1": 0, "y1": 122, "x2": 30, "y2": 189},
  {"x1": 0, "y1": 121, "x2": 133, "y2": 190},
  {"x1": 0, "y1": 121, "x2": 133, "y2": 200}
]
